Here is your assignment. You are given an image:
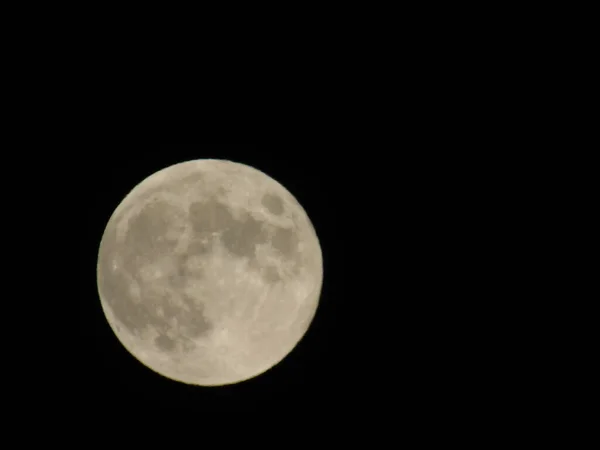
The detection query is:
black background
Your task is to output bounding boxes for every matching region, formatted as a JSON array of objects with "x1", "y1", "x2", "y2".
[
  {"x1": 25, "y1": 143, "x2": 520, "y2": 417},
  {"x1": 69, "y1": 144, "x2": 374, "y2": 410}
]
